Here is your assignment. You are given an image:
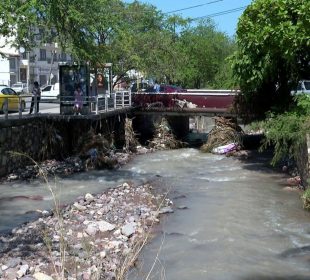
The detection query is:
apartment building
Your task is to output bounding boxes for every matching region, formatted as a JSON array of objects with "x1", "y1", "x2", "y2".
[
  {"x1": 0, "y1": 30, "x2": 72, "y2": 87},
  {"x1": 0, "y1": 36, "x2": 20, "y2": 85}
]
